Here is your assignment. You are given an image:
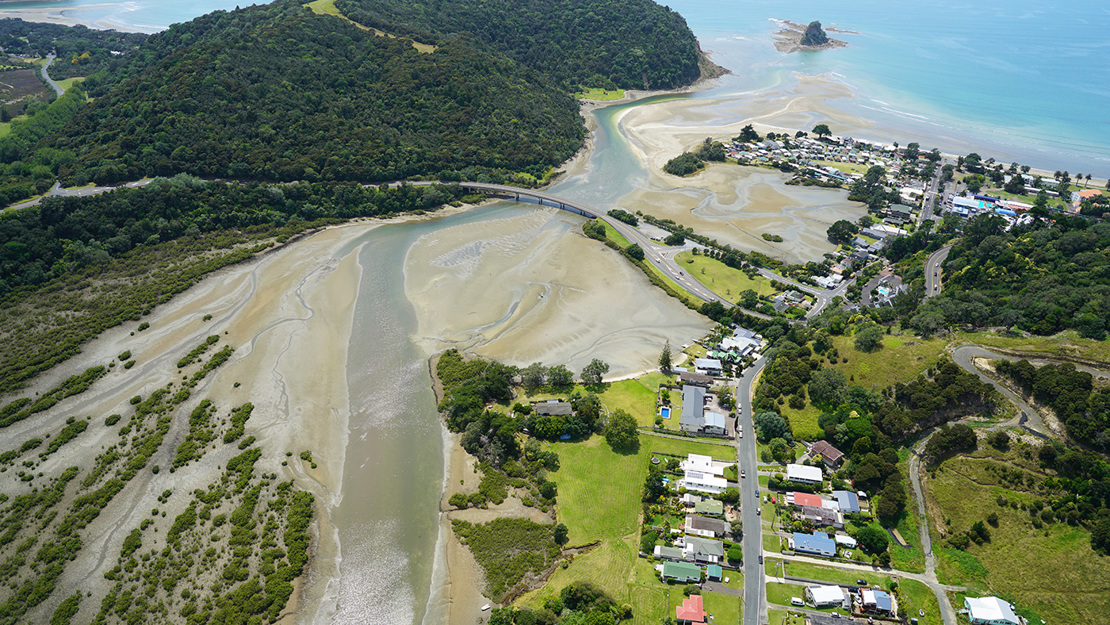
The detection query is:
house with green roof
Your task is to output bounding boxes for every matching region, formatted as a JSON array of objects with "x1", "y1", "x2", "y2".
[
  {"x1": 661, "y1": 561, "x2": 702, "y2": 583},
  {"x1": 694, "y1": 500, "x2": 724, "y2": 516}
]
